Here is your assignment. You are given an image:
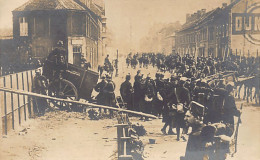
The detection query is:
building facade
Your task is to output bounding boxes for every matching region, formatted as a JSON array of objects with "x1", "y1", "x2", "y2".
[
  {"x1": 12, "y1": 0, "x2": 107, "y2": 70},
  {"x1": 175, "y1": 0, "x2": 260, "y2": 58}
]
